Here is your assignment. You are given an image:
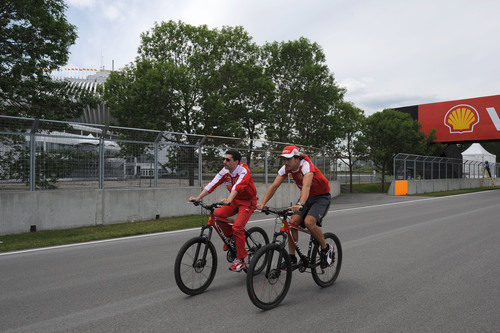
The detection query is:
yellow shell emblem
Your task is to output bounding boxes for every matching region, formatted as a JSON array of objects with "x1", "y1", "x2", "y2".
[{"x1": 444, "y1": 104, "x2": 479, "y2": 133}]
